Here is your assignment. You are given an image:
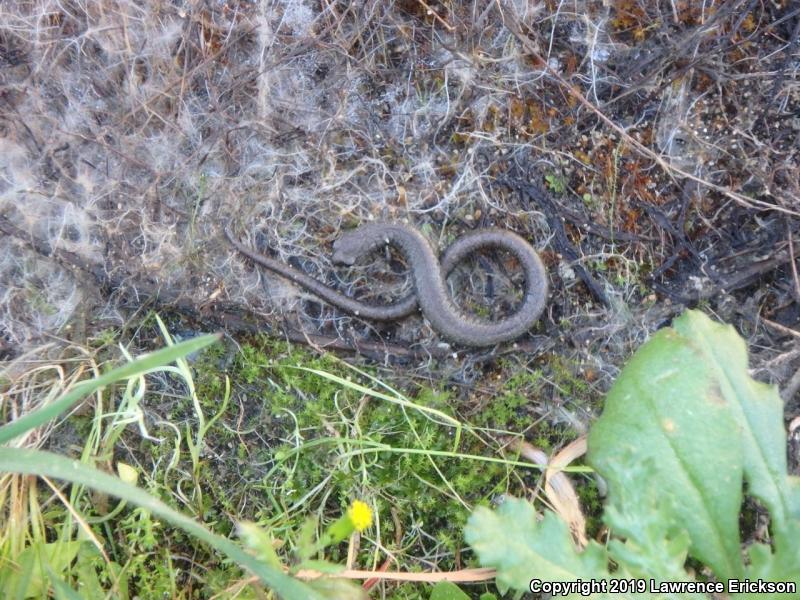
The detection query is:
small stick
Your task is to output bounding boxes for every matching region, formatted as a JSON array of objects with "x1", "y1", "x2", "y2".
[
  {"x1": 416, "y1": 0, "x2": 455, "y2": 31},
  {"x1": 761, "y1": 318, "x2": 800, "y2": 341},
  {"x1": 787, "y1": 220, "x2": 800, "y2": 303},
  {"x1": 782, "y1": 367, "x2": 800, "y2": 403},
  {"x1": 499, "y1": 18, "x2": 800, "y2": 217}
]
